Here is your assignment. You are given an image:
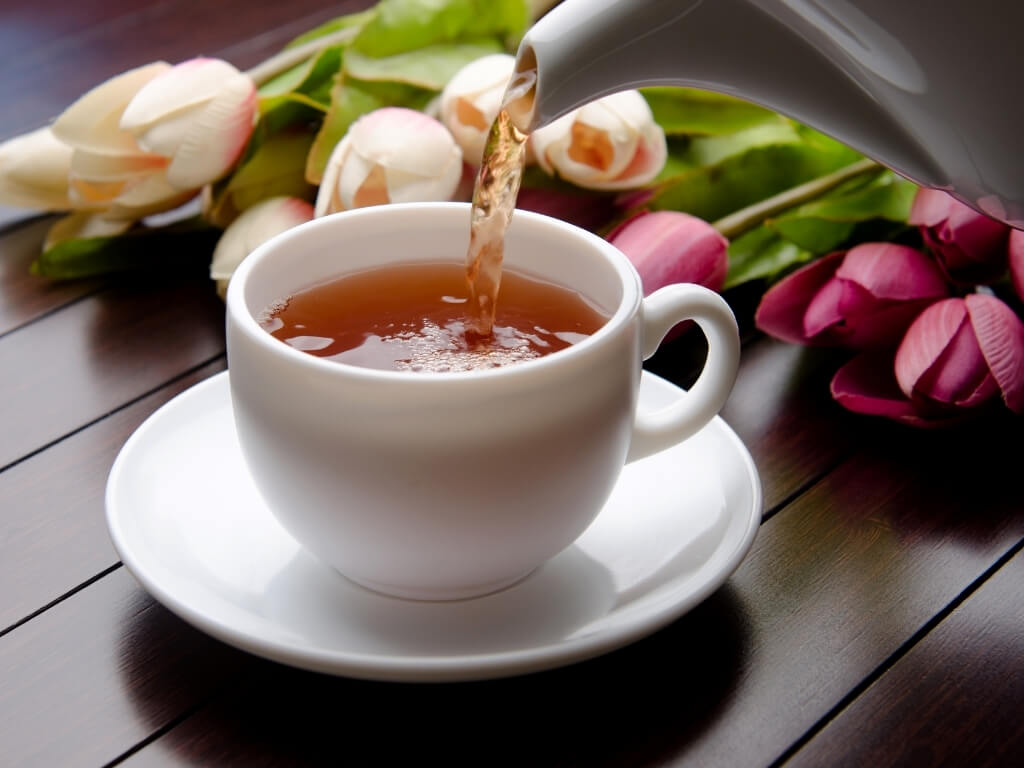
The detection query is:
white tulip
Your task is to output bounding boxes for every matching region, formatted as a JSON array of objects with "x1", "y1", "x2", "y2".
[
  {"x1": 210, "y1": 197, "x2": 314, "y2": 297},
  {"x1": 121, "y1": 58, "x2": 257, "y2": 189},
  {"x1": 530, "y1": 90, "x2": 667, "y2": 190},
  {"x1": 314, "y1": 108, "x2": 463, "y2": 217},
  {"x1": 440, "y1": 54, "x2": 515, "y2": 165},
  {"x1": 0, "y1": 127, "x2": 75, "y2": 211},
  {"x1": 52, "y1": 58, "x2": 257, "y2": 221}
]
